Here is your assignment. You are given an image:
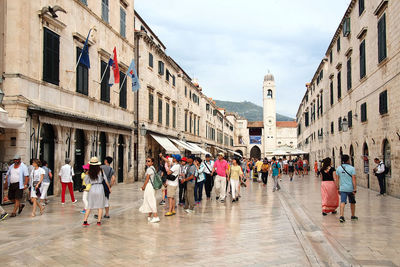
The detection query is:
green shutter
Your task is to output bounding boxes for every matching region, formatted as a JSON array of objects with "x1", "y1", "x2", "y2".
[{"x1": 378, "y1": 13, "x2": 387, "y2": 63}]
